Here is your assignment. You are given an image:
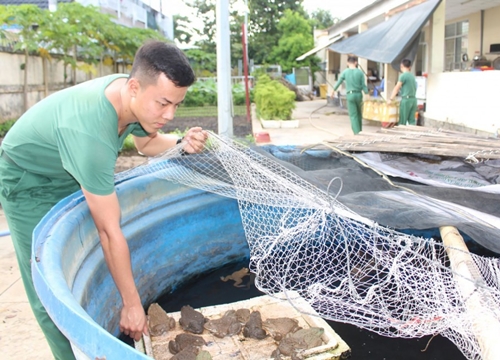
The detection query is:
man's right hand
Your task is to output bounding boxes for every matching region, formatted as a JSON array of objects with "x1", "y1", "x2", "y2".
[
  {"x1": 120, "y1": 302, "x2": 149, "y2": 341},
  {"x1": 81, "y1": 188, "x2": 149, "y2": 342},
  {"x1": 331, "y1": 91, "x2": 336, "y2": 98}
]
